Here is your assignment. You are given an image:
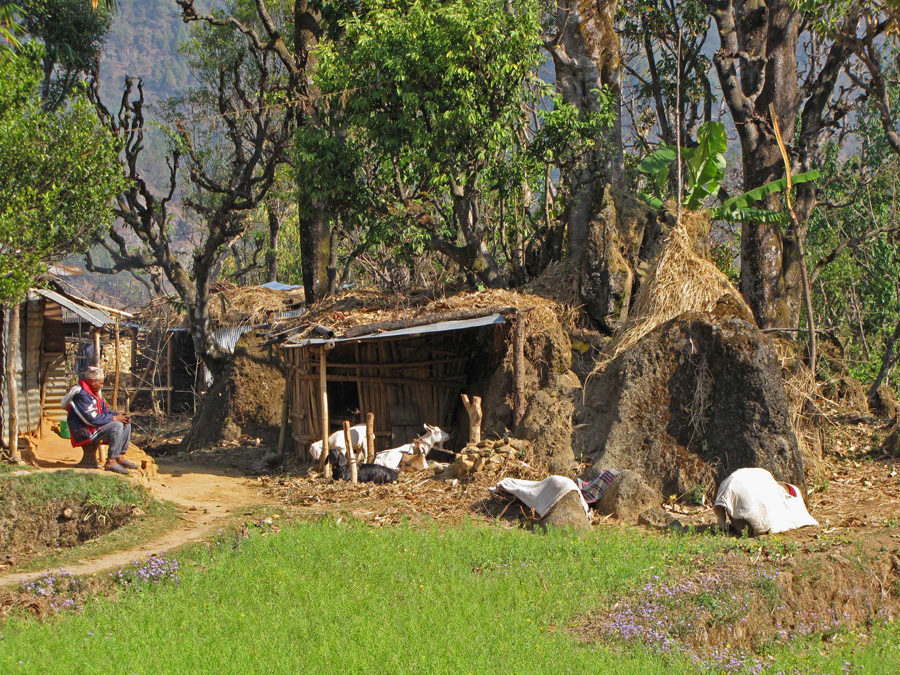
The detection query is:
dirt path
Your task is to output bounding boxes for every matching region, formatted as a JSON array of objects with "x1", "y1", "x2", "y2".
[{"x1": 0, "y1": 461, "x2": 271, "y2": 588}]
